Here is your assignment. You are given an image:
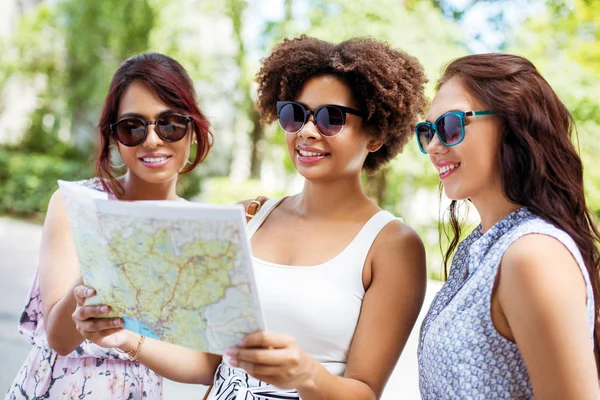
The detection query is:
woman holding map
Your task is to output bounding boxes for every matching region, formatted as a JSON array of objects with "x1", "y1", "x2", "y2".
[
  {"x1": 71, "y1": 35, "x2": 429, "y2": 400},
  {"x1": 5, "y1": 53, "x2": 214, "y2": 399}
]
